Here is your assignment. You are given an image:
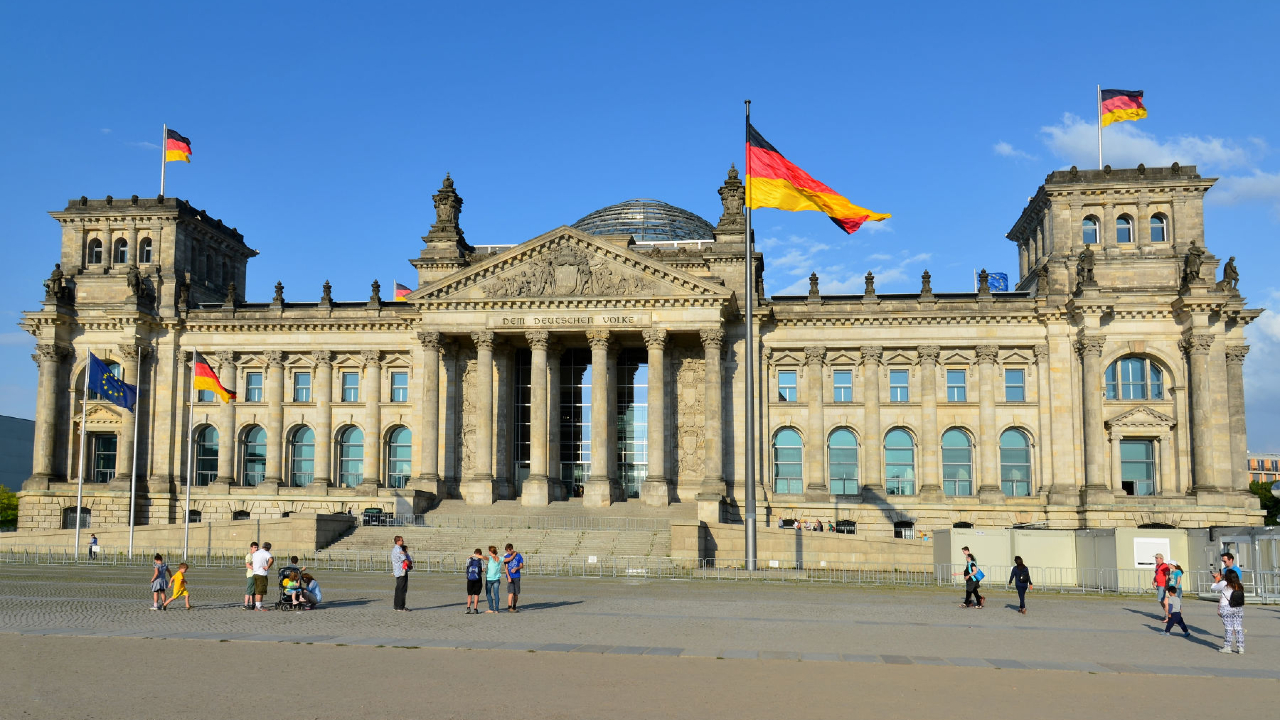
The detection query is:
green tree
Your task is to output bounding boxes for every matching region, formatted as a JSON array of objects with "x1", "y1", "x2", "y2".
[
  {"x1": 1249, "y1": 480, "x2": 1279, "y2": 526},
  {"x1": 0, "y1": 486, "x2": 17, "y2": 529}
]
